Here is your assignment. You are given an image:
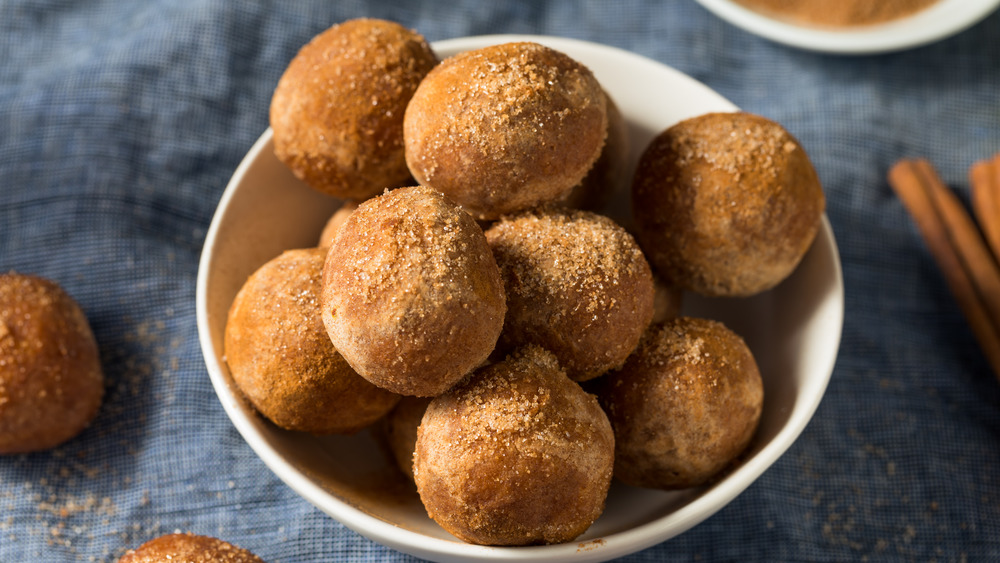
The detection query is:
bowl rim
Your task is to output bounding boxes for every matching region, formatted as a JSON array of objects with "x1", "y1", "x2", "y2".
[
  {"x1": 694, "y1": 0, "x2": 1000, "y2": 54},
  {"x1": 196, "y1": 33, "x2": 845, "y2": 562}
]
